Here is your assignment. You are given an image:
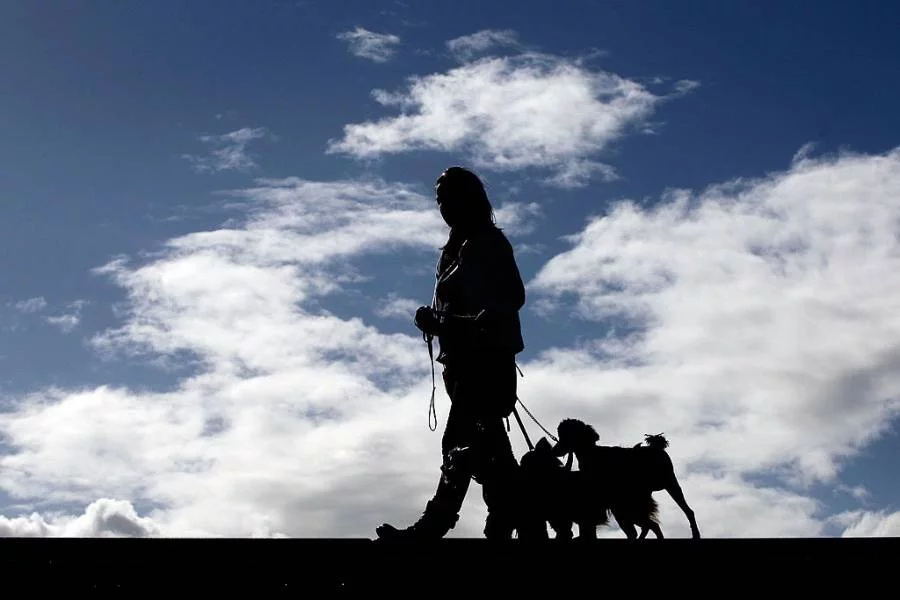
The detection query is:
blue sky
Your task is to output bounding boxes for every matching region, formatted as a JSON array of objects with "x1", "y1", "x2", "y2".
[{"x1": 2, "y1": 0, "x2": 900, "y2": 537}]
